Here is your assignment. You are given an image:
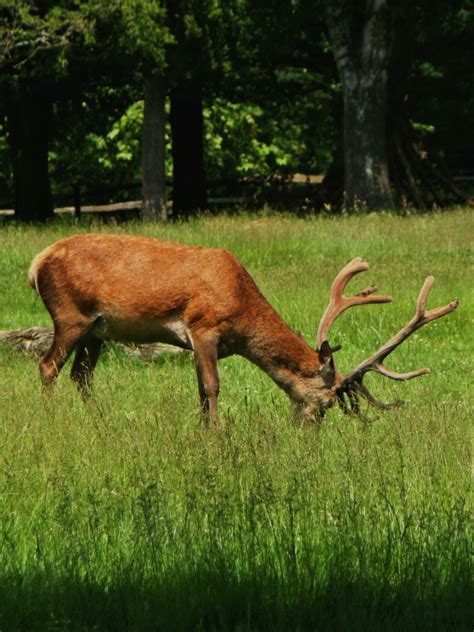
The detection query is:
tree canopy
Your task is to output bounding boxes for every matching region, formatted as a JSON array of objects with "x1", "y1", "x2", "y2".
[{"x1": 0, "y1": 0, "x2": 472, "y2": 219}]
